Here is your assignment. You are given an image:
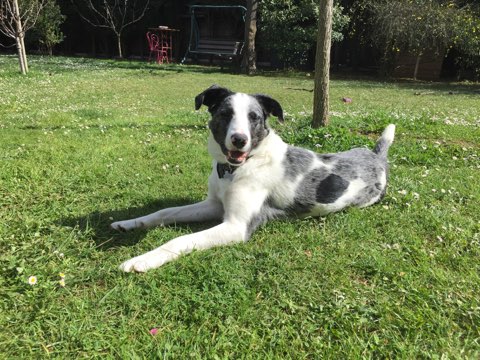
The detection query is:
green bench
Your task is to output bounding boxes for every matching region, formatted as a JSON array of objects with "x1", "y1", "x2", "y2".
[{"x1": 182, "y1": 39, "x2": 244, "y2": 65}]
